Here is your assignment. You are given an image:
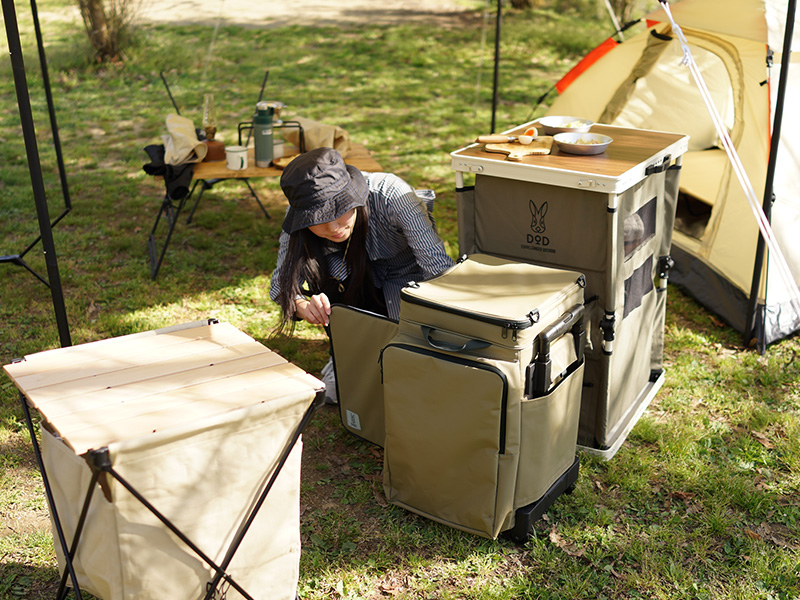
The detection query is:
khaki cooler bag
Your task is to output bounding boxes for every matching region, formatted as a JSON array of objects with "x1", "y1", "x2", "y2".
[
  {"x1": 381, "y1": 254, "x2": 586, "y2": 540},
  {"x1": 329, "y1": 305, "x2": 398, "y2": 447}
]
